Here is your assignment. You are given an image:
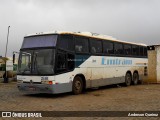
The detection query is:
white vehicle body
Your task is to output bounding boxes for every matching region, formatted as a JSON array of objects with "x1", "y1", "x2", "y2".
[{"x1": 17, "y1": 31, "x2": 148, "y2": 94}]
